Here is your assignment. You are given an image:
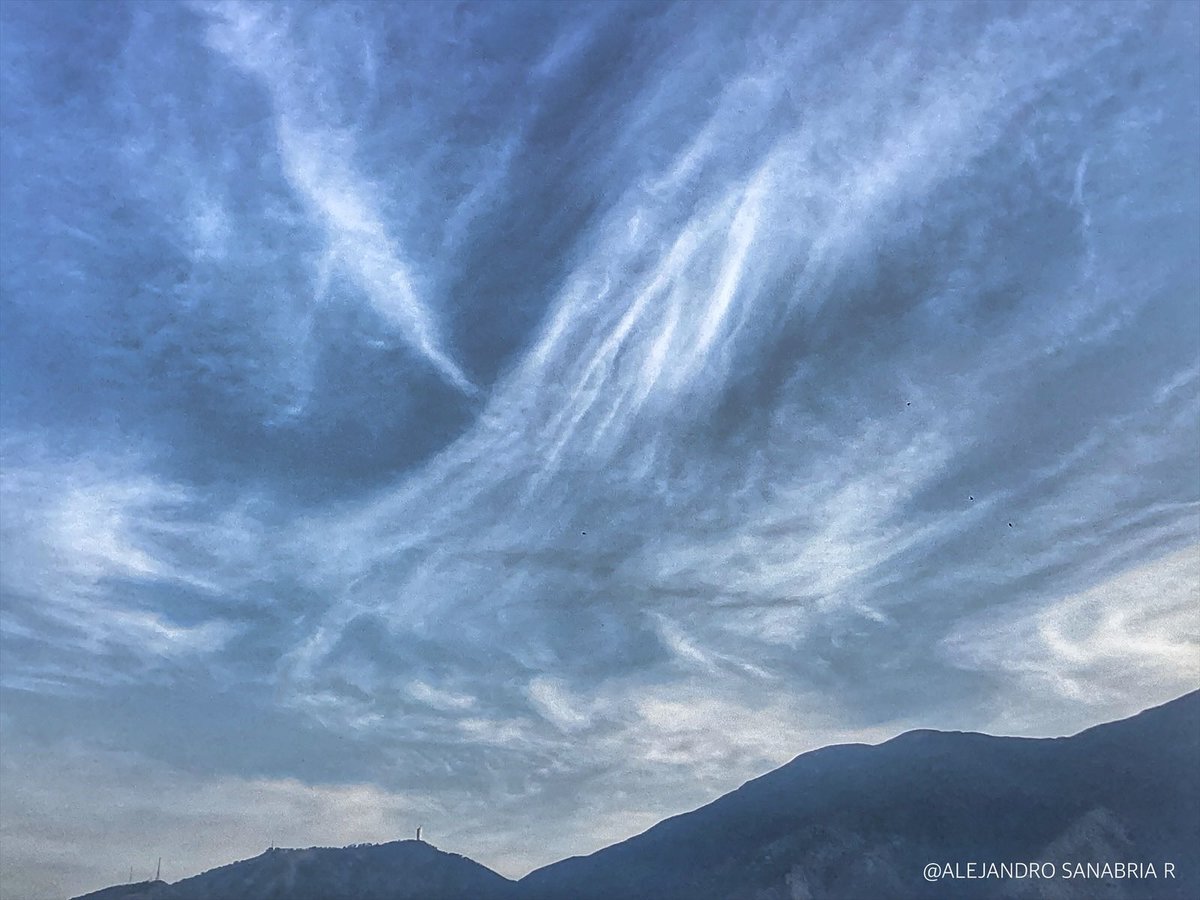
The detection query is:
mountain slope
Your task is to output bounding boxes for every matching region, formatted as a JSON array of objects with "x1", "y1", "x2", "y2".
[
  {"x1": 72, "y1": 691, "x2": 1199, "y2": 900},
  {"x1": 521, "y1": 690, "x2": 1200, "y2": 899},
  {"x1": 73, "y1": 883, "x2": 168, "y2": 900},
  {"x1": 74, "y1": 841, "x2": 519, "y2": 900}
]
